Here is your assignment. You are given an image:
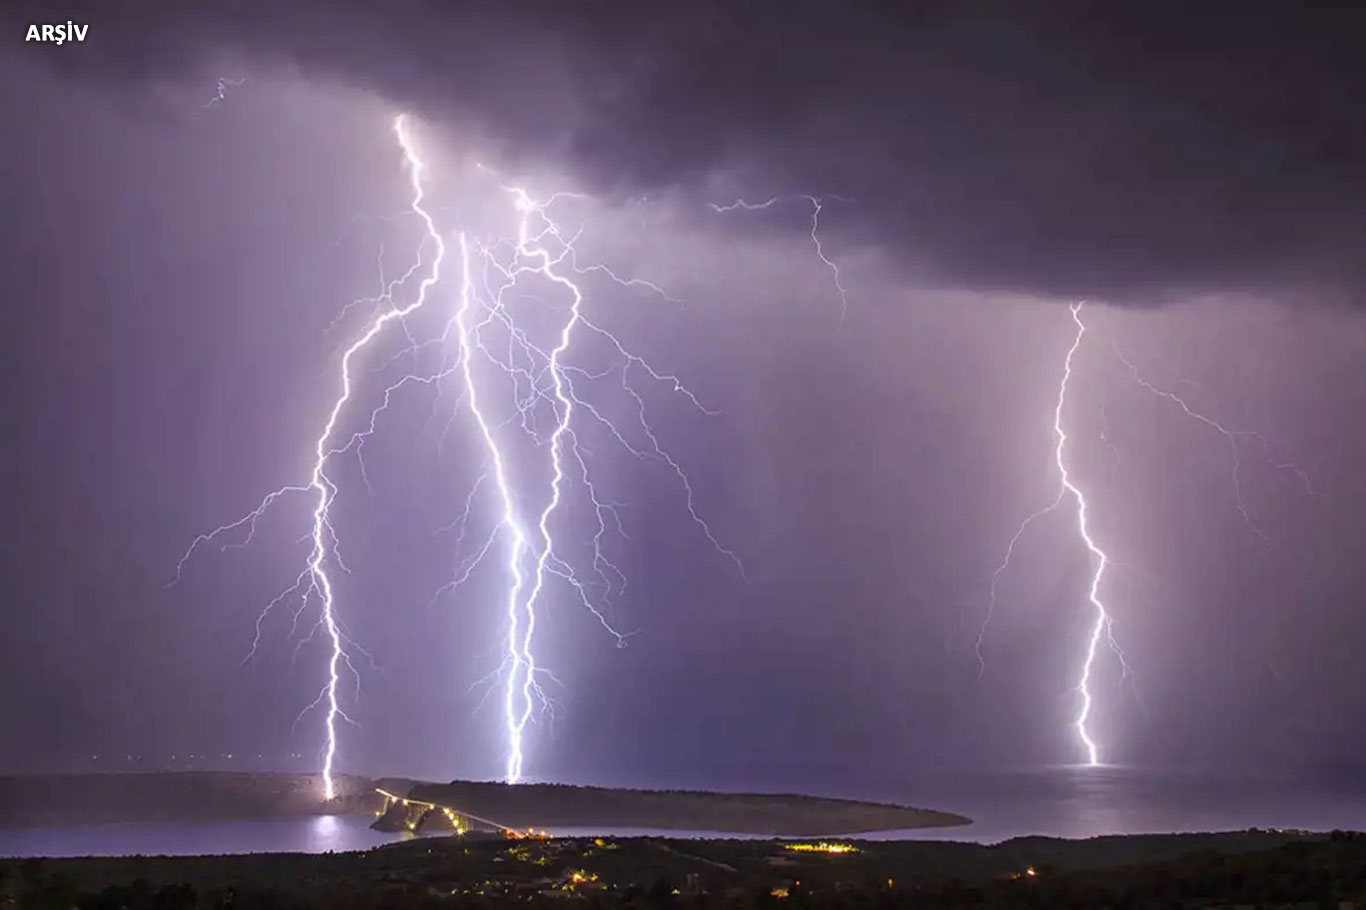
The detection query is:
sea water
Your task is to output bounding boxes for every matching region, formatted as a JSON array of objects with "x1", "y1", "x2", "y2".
[{"x1": 3, "y1": 766, "x2": 1364, "y2": 857}]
